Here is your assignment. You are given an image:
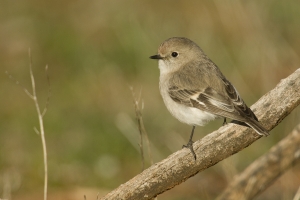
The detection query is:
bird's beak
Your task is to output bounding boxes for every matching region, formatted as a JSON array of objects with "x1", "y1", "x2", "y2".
[{"x1": 149, "y1": 54, "x2": 163, "y2": 60}]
